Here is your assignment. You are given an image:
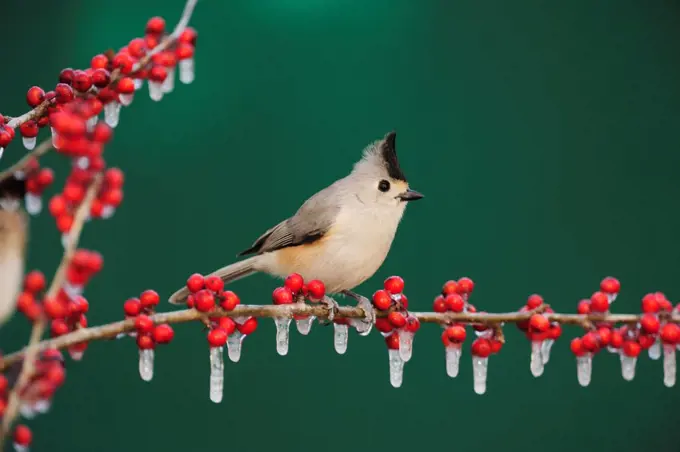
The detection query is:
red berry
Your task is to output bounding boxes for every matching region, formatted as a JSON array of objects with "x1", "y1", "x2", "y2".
[
  {"x1": 149, "y1": 65, "x2": 168, "y2": 82},
  {"x1": 204, "y1": 275, "x2": 224, "y2": 293},
  {"x1": 136, "y1": 334, "x2": 155, "y2": 350},
  {"x1": 376, "y1": 317, "x2": 394, "y2": 333},
  {"x1": 657, "y1": 293, "x2": 673, "y2": 311},
  {"x1": 220, "y1": 291, "x2": 240, "y2": 310},
  {"x1": 24, "y1": 270, "x2": 46, "y2": 293},
  {"x1": 597, "y1": 327, "x2": 612, "y2": 346},
  {"x1": 456, "y1": 277, "x2": 474, "y2": 294},
  {"x1": 55, "y1": 83, "x2": 74, "y2": 103},
  {"x1": 134, "y1": 315, "x2": 154, "y2": 334},
  {"x1": 529, "y1": 314, "x2": 549, "y2": 332},
  {"x1": 36, "y1": 168, "x2": 54, "y2": 187},
  {"x1": 284, "y1": 273, "x2": 304, "y2": 293},
  {"x1": 236, "y1": 317, "x2": 258, "y2": 335},
  {"x1": 91, "y1": 68, "x2": 111, "y2": 88},
  {"x1": 48, "y1": 195, "x2": 67, "y2": 217},
  {"x1": 116, "y1": 77, "x2": 135, "y2": 94},
  {"x1": 622, "y1": 340, "x2": 641, "y2": 357},
  {"x1": 445, "y1": 325, "x2": 466, "y2": 343},
  {"x1": 272, "y1": 287, "x2": 294, "y2": 305},
  {"x1": 138, "y1": 289, "x2": 160, "y2": 308},
  {"x1": 306, "y1": 280, "x2": 325, "y2": 301},
  {"x1": 638, "y1": 333, "x2": 655, "y2": 349},
  {"x1": 59, "y1": 68, "x2": 75, "y2": 84},
  {"x1": 123, "y1": 298, "x2": 142, "y2": 317},
  {"x1": 179, "y1": 27, "x2": 198, "y2": 45},
  {"x1": 19, "y1": 120, "x2": 39, "y2": 138},
  {"x1": 194, "y1": 290, "x2": 215, "y2": 312},
  {"x1": 581, "y1": 332, "x2": 599, "y2": 351},
  {"x1": 372, "y1": 290, "x2": 392, "y2": 311},
  {"x1": 526, "y1": 294, "x2": 543, "y2": 309},
  {"x1": 26, "y1": 86, "x2": 45, "y2": 107},
  {"x1": 610, "y1": 330, "x2": 624, "y2": 348},
  {"x1": 383, "y1": 276, "x2": 405, "y2": 295},
  {"x1": 112, "y1": 53, "x2": 134, "y2": 74},
  {"x1": 153, "y1": 324, "x2": 174, "y2": 344},
  {"x1": 660, "y1": 323, "x2": 680, "y2": 344},
  {"x1": 385, "y1": 332, "x2": 399, "y2": 350},
  {"x1": 433, "y1": 295, "x2": 447, "y2": 313},
  {"x1": 128, "y1": 38, "x2": 147, "y2": 58},
  {"x1": 441, "y1": 280, "x2": 458, "y2": 295},
  {"x1": 387, "y1": 311, "x2": 406, "y2": 328},
  {"x1": 549, "y1": 323, "x2": 562, "y2": 340},
  {"x1": 72, "y1": 70, "x2": 93, "y2": 92},
  {"x1": 146, "y1": 16, "x2": 166, "y2": 35},
  {"x1": 642, "y1": 293, "x2": 660, "y2": 313},
  {"x1": 0, "y1": 126, "x2": 13, "y2": 147},
  {"x1": 51, "y1": 319, "x2": 70, "y2": 336},
  {"x1": 445, "y1": 293, "x2": 465, "y2": 312},
  {"x1": 600, "y1": 277, "x2": 620, "y2": 294},
  {"x1": 590, "y1": 291, "x2": 609, "y2": 313},
  {"x1": 13, "y1": 425, "x2": 32, "y2": 447},
  {"x1": 577, "y1": 299, "x2": 591, "y2": 314},
  {"x1": 405, "y1": 316, "x2": 420, "y2": 333},
  {"x1": 471, "y1": 338, "x2": 491, "y2": 357},
  {"x1": 43, "y1": 297, "x2": 66, "y2": 319},
  {"x1": 104, "y1": 168, "x2": 124, "y2": 187},
  {"x1": 490, "y1": 339, "x2": 503, "y2": 354},
  {"x1": 570, "y1": 337, "x2": 585, "y2": 356},
  {"x1": 91, "y1": 54, "x2": 109, "y2": 69},
  {"x1": 176, "y1": 42, "x2": 195, "y2": 60},
  {"x1": 640, "y1": 313, "x2": 660, "y2": 334},
  {"x1": 216, "y1": 317, "x2": 236, "y2": 335},
  {"x1": 56, "y1": 214, "x2": 74, "y2": 233},
  {"x1": 186, "y1": 273, "x2": 204, "y2": 293}
]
